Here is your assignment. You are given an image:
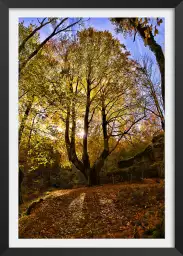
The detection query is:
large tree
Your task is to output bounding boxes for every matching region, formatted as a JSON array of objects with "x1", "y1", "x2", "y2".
[
  {"x1": 19, "y1": 26, "x2": 160, "y2": 190},
  {"x1": 44, "y1": 28, "x2": 146, "y2": 185}
]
